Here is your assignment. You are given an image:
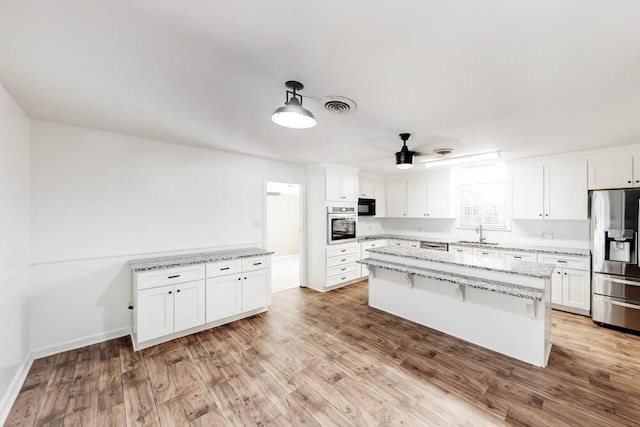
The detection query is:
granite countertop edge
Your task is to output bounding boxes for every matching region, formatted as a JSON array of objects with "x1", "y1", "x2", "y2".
[
  {"x1": 129, "y1": 247, "x2": 275, "y2": 272},
  {"x1": 357, "y1": 234, "x2": 590, "y2": 257},
  {"x1": 367, "y1": 246, "x2": 555, "y2": 279},
  {"x1": 359, "y1": 258, "x2": 543, "y2": 301}
]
